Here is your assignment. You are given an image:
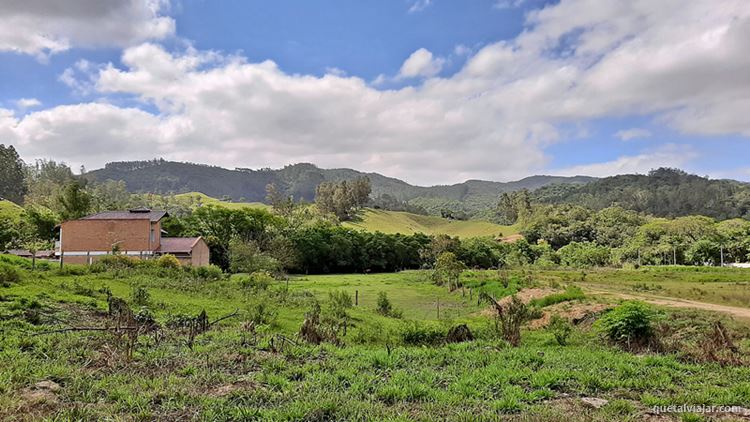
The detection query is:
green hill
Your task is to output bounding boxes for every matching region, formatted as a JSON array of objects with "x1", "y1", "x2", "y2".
[
  {"x1": 86, "y1": 160, "x2": 594, "y2": 218},
  {"x1": 0, "y1": 200, "x2": 23, "y2": 222},
  {"x1": 343, "y1": 208, "x2": 516, "y2": 238},
  {"x1": 173, "y1": 192, "x2": 270, "y2": 211},
  {"x1": 173, "y1": 194, "x2": 508, "y2": 238}
]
